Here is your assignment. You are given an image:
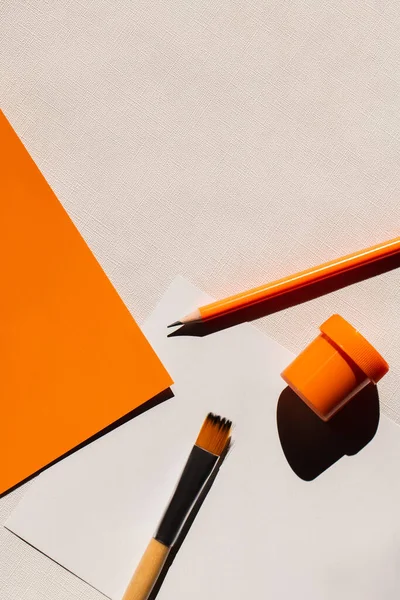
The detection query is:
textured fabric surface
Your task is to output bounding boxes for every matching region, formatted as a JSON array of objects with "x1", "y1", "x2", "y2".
[{"x1": 1, "y1": 0, "x2": 400, "y2": 598}]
